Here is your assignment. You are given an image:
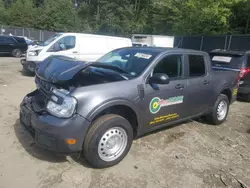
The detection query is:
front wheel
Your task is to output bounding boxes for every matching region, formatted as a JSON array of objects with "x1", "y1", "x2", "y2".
[
  {"x1": 83, "y1": 114, "x2": 133, "y2": 168},
  {"x1": 205, "y1": 94, "x2": 229, "y2": 125},
  {"x1": 12, "y1": 49, "x2": 22, "y2": 58}
]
